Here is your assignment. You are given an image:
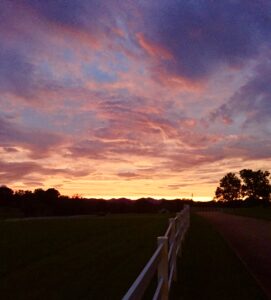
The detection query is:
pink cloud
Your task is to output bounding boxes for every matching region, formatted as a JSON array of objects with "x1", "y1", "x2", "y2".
[
  {"x1": 136, "y1": 32, "x2": 173, "y2": 60},
  {"x1": 0, "y1": 115, "x2": 65, "y2": 158},
  {"x1": 0, "y1": 160, "x2": 91, "y2": 184}
]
